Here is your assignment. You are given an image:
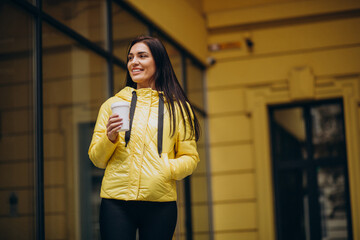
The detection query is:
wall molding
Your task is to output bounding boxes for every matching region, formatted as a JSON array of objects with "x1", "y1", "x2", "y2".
[
  {"x1": 207, "y1": 0, "x2": 360, "y2": 29},
  {"x1": 245, "y1": 74, "x2": 360, "y2": 240}
]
